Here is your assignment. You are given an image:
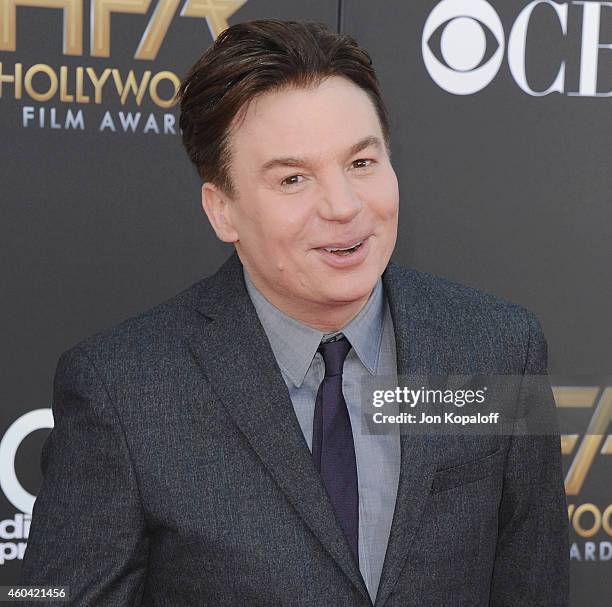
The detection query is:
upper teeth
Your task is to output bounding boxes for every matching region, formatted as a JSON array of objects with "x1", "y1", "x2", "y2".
[{"x1": 324, "y1": 241, "x2": 362, "y2": 252}]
